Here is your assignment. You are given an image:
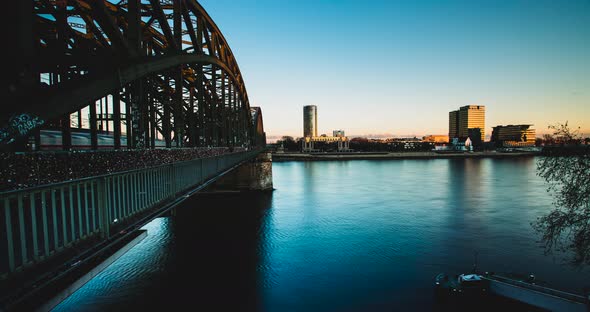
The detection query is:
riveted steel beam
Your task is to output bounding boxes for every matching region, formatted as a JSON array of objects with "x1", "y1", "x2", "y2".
[{"x1": 3, "y1": 0, "x2": 263, "y2": 151}]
